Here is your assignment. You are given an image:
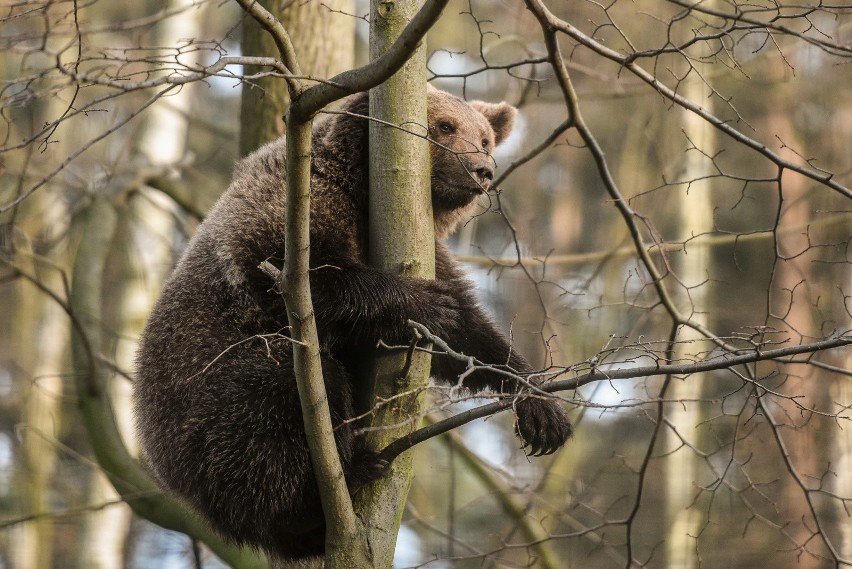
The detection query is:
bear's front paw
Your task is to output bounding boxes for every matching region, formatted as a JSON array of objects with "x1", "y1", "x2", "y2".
[{"x1": 514, "y1": 396, "x2": 572, "y2": 456}]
